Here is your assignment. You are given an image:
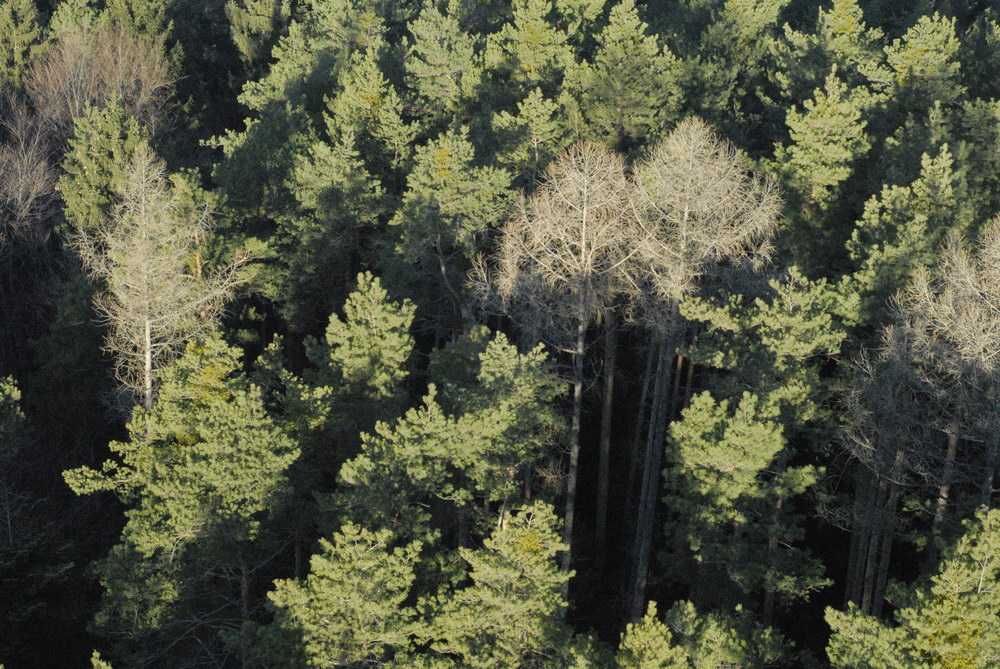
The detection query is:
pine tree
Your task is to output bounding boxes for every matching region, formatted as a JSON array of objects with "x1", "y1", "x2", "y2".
[
  {"x1": 827, "y1": 509, "x2": 1000, "y2": 669},
  {"x1": 260, "y1": 524, "x2": 421, "y2": 667},
  {"x1": 0, "y1": 0, "x2": 42, "y2": 89},
  {"x1": 404, "y1": 4, "x2": 481, "y2": 122},
  {"x1": 389, "y1": 128, "x2": 511, "y2": 328},
  {"x1": 425, "y1": 502, "x2": 574, "y2": 668},
  {"x1": 771, "y1": 69, "x2": 872, "y2": 263},
  {"x1": 226, "y1": 0, "x2": 291, "y2": 69},
  {"x1": 60, "y1": 101, "x2": 147, "y2": 233},
  {"x1": 564, "y1": 0, "x2": 682, "y2": 152},
  {"x1": 884, "y1": 12, "x2": 964, "y2": 112},
  {"x1": 616, "y1": 602, "x2": 687, "y2": 669},
  {"x1": 64, "y1": 333, "x2": 299, "y2": 666},
  {"x1": 483, "y1": 0, "x2": 574, "y2": 101},
  {"x1": 849, "y1": 146, "x2": 970, "y2": 323},
  {"x1": 492, "y1": 87, "x2": 570, "y2": 185}
]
